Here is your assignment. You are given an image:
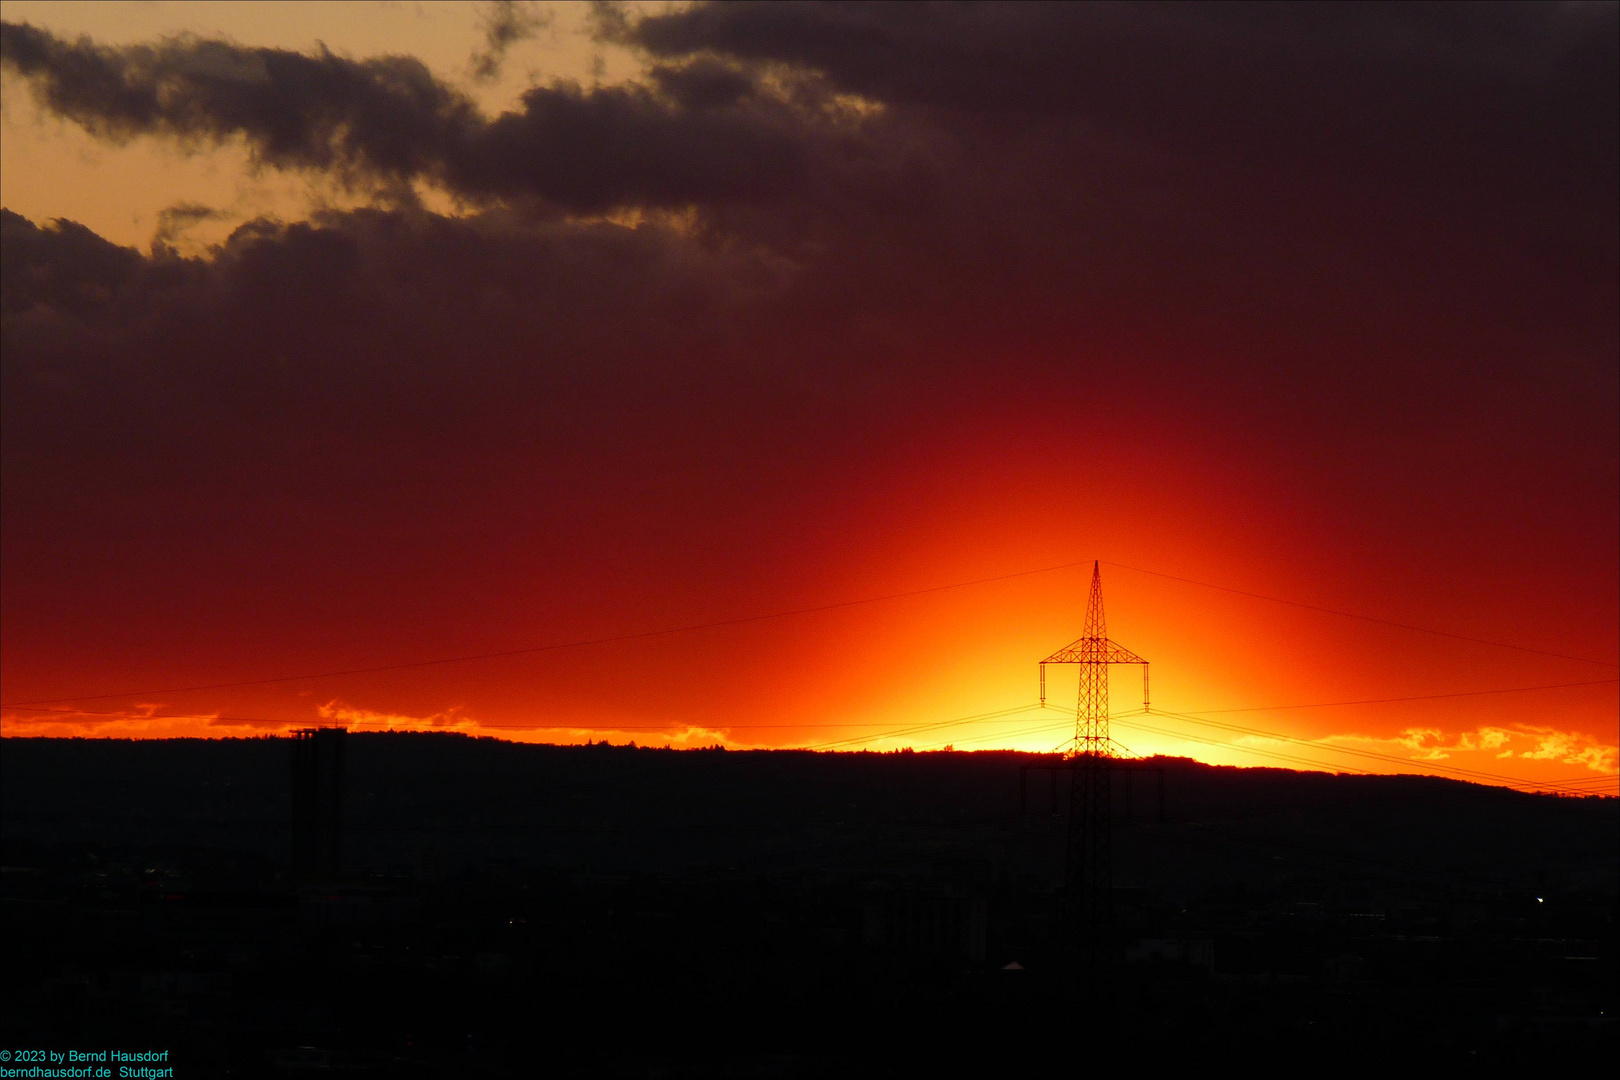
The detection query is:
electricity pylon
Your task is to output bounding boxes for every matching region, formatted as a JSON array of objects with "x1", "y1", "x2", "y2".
[{"x1": 1039, "y1": 562, "x2": 1148, "y2": 978}]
